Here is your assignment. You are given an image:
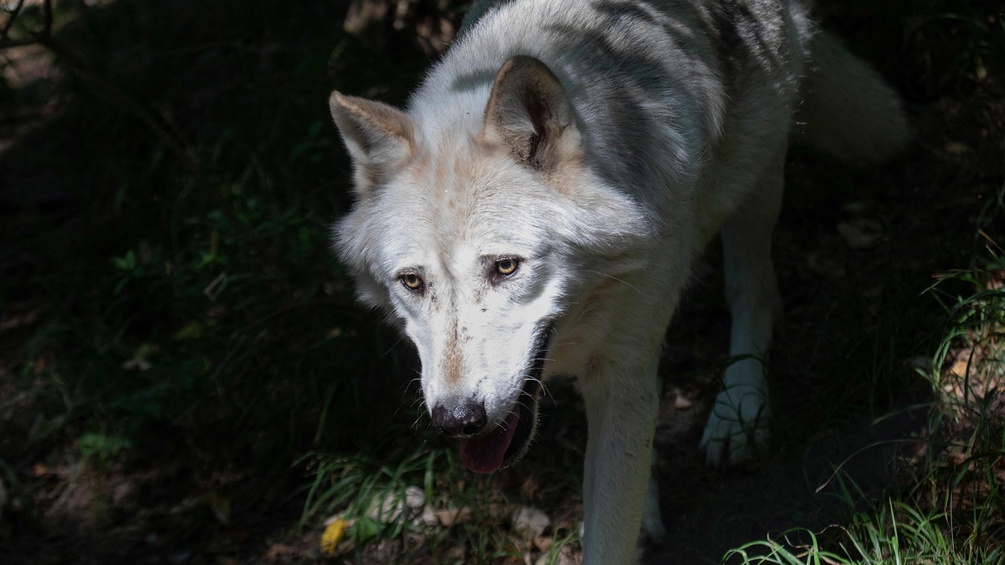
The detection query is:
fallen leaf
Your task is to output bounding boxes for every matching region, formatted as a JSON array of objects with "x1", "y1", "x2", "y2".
[
  {"x1": 808, "y1": 251, "x2": 846, "y2": 279},
  {"x1": 512, "y1": 506, "x2": 551, "y2": 539},
  {"x1": 365, "y1": 485, "x2": 424, "y2": 523},
  {"x1": 837, "y1": 219, "x2": 884, "y2": 250},
  {"x1": 122, "y1": 357, "x2": 152, "y2": 371},
  {"x1": 0, "y1": 309, "x2": 39, "y2": 332},
  {"x1": 320, "y1": 519, "x2": 347, "y2": 555},
  {"x1": 435, "y1": 506, "x2": 471, "y2": 527},
  {"x1": 534, "y1": 535, "x2": 553, "y2": 552},
  {"x1": 418, "y1": 505, "x2": 438, "y2": 527},
  {"x1": 203, "y1": 491, "x2": 231, "y2": 525},
  {"x1": 266, "y1": 544, "x2": 303, "y2": 561},
  {"x1": 174, "y1": 322, "x2": 204, "y2": 340},
  {"x1": 404, "y1": 485, "x2": 425, "y2": 509},
  {"x1": 951, "y1": 360, "x2": 969, "y2": 378},
  {"x1": 842, "y1": 201, "x2": 872, "y2": 216},
  {"x1": 944, "y1": 141, "x2": 971, "y2": 155}
]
